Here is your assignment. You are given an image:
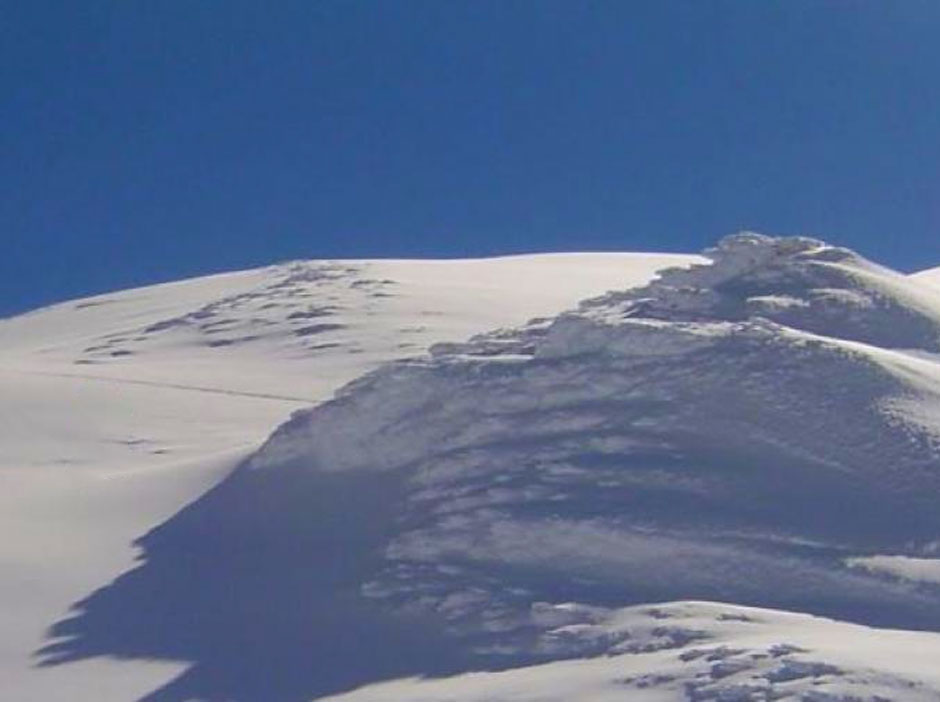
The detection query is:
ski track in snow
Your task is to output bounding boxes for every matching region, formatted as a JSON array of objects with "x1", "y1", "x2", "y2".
[{"x1": 19, "y1": 368, "x2": 316, "y2": 403}]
